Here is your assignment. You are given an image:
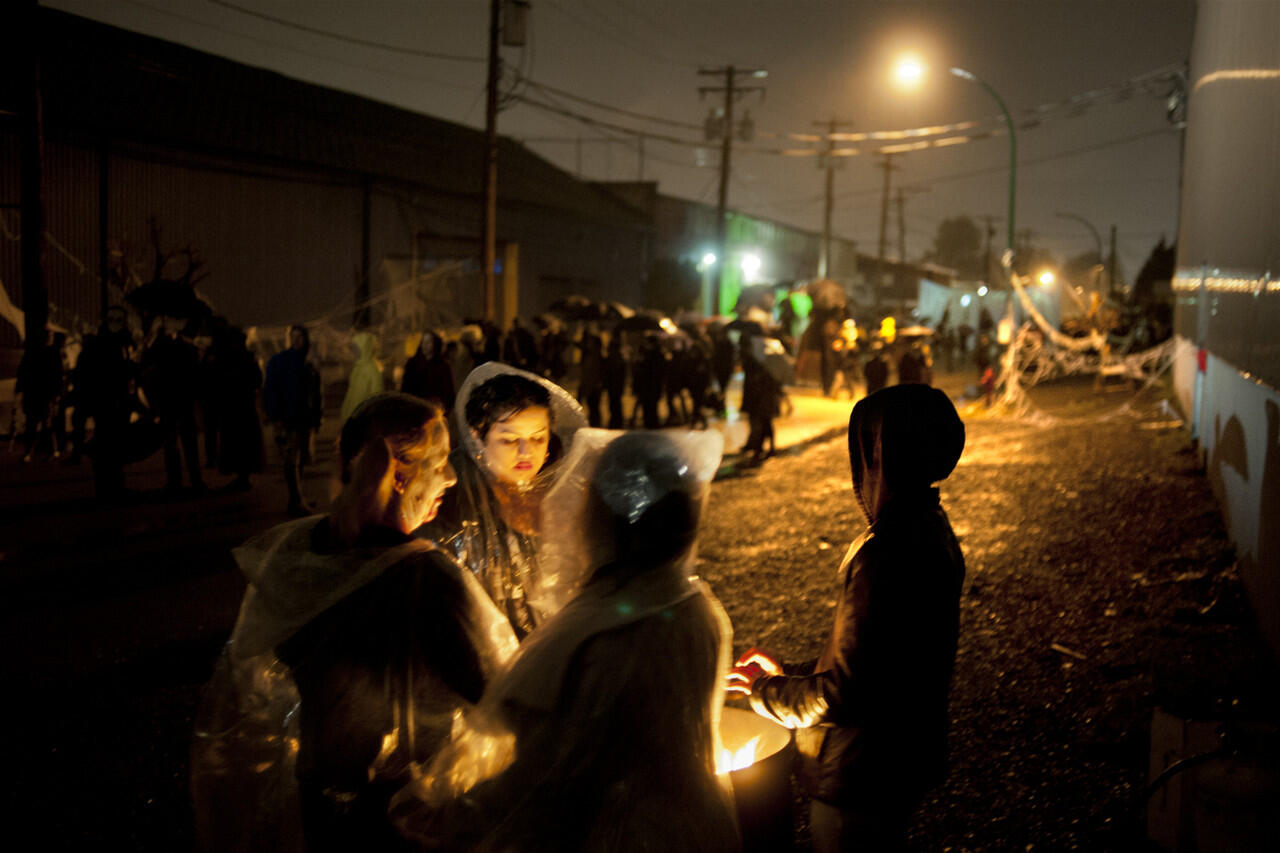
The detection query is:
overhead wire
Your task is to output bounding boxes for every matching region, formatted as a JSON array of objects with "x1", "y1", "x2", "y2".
[
  {"x1": 206, "y1": 0, "x2": 485, "y2": 62},
  {"x1": 121, "y1": 0, "x2": 479, "y2": 90}
]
